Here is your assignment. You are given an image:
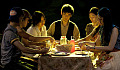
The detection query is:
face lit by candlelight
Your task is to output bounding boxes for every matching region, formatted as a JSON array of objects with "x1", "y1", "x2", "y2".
[
  {"x1": 19, "y1": 15, "x2": 25, "y2": 27},
  {"x1": 89, "y1": 13, "x2": 98, "y2": 24},
  {"x1": 37, "y1": 16, "x2": 45, "y2": 28},
  {"x1": 22, "y1": 18, "x2": 29, "y2": 28},
  {"x1": 61, "y1": 12, "x2": 72, "y2": 22}
]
